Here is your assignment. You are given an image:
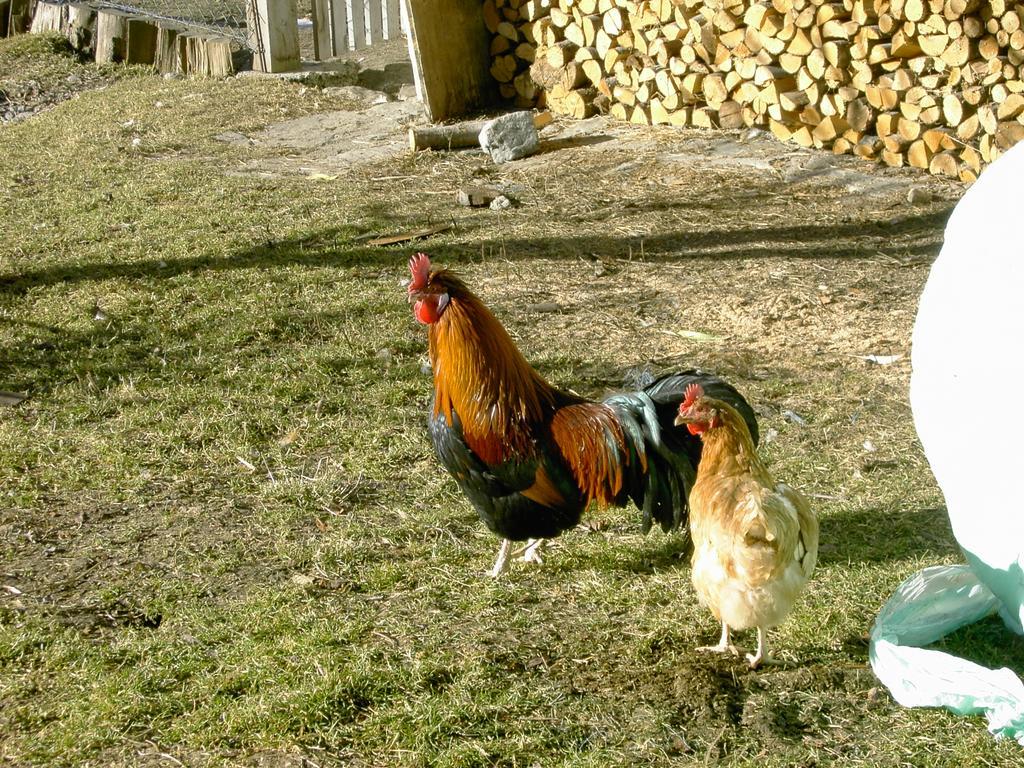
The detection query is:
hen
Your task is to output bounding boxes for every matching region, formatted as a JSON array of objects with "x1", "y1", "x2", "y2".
[
  {"x1": 407, "y1": 253, "x2": 759, "y2": 576},
  {"x1": 675, "y1": 382, "x2": 818, "y2": 668}
]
